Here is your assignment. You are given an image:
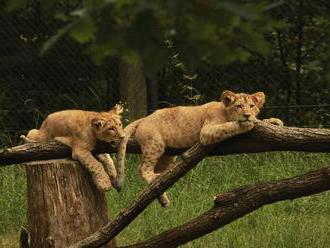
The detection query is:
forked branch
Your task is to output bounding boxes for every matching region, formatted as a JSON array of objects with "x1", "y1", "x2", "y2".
[
  {"x1": 2, "y1": 121, "x2": 330, "y2": 247},
  {"x1": 69, "y1": 143, "x2": 210, "y2": 248},
  {"x1": 69, "y1": 121, "x2": 330, "y2": 247}
]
